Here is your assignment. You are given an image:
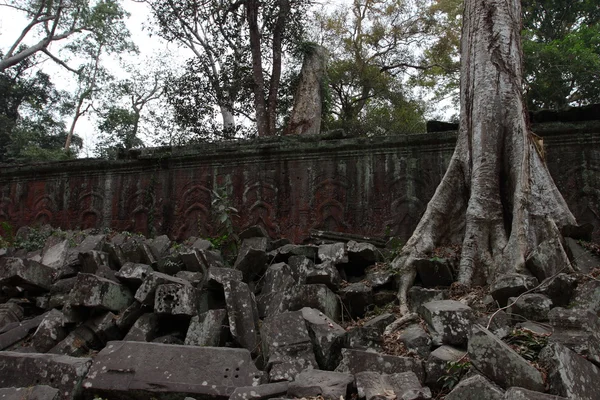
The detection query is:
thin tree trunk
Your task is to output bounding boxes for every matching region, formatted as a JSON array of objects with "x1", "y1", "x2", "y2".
[
  {"x1": 246, "y1": 0, "x2": 270, "y2": 137},
  {"x1": 392, "y1": 0, "x2": 576, "y2": 313},
  {"x1": 266, "y1": 0, "x2": 290, "y2": 136}
]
